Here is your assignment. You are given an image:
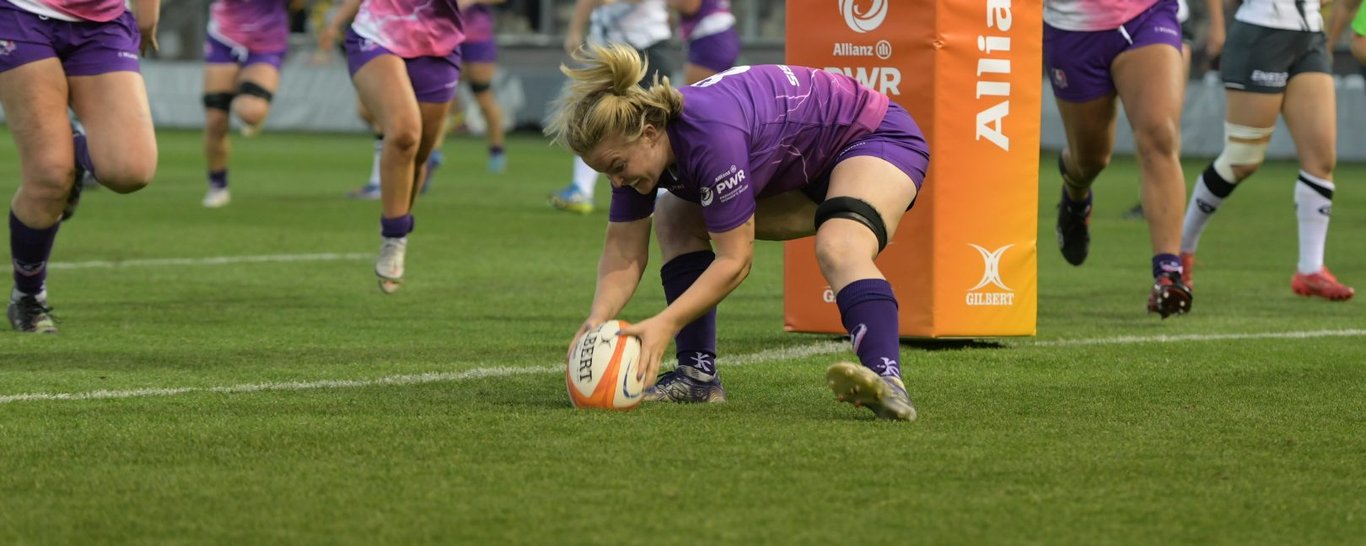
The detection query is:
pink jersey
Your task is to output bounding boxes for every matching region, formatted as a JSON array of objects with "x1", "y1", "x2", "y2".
[
  {"x1": 209, "y1": 0, "x2": 290, "y2": 52},
  {"x1": 19, "y1": 0, "x2": 125, "y2": 22},
  {"x1": 462, "y1": 3, "x2": 493, "y2": 43},
  {"x1": 352, "y1": 0, "x2": 465, "y2": 58},
  {"x1": 1043, "y1": 0, "x2": 1160, "y2": 31}
]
